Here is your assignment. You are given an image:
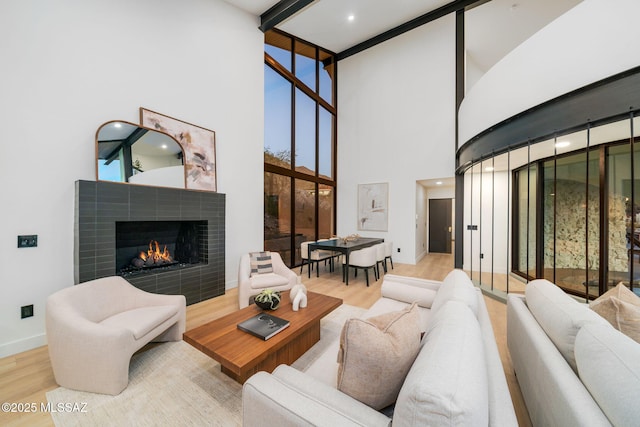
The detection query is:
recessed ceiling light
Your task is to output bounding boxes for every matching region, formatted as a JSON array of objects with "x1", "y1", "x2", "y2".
[
  {"x1": 161, "y1": 144, "x2": 167, "y2": 149},
  {"x1": 347, "y1": 14, "x2": 355, "y2": 22},
  {"x1": 555, "y1": 141, "x2": 571, "y2": 148},
  {"x1": 436, "y1": 181, "x2": 443, "y2": 185},
  {"x1": 485, "y1": 166, "x2": 494, "y2": 171},
  {"x1": 113, "y1": 123, "x2": 122, "y2": 128}
]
